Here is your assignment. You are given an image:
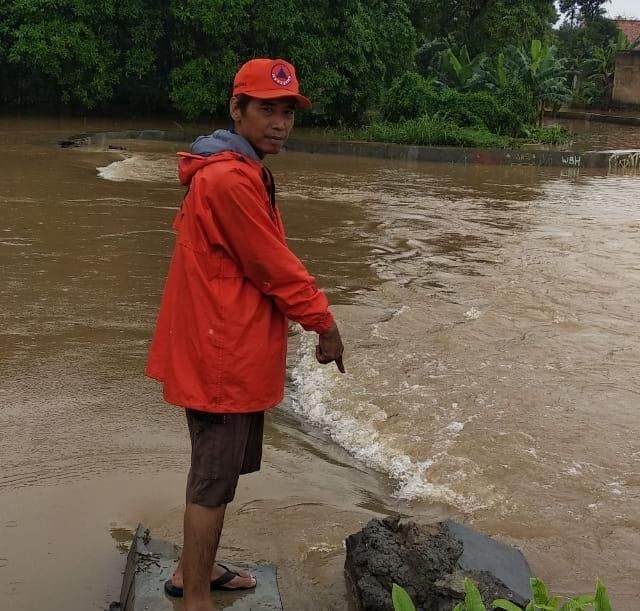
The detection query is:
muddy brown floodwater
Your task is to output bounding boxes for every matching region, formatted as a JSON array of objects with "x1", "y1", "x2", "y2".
[{"x1": 1, "y1": 118, "x2": 639, "y2": 611}]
